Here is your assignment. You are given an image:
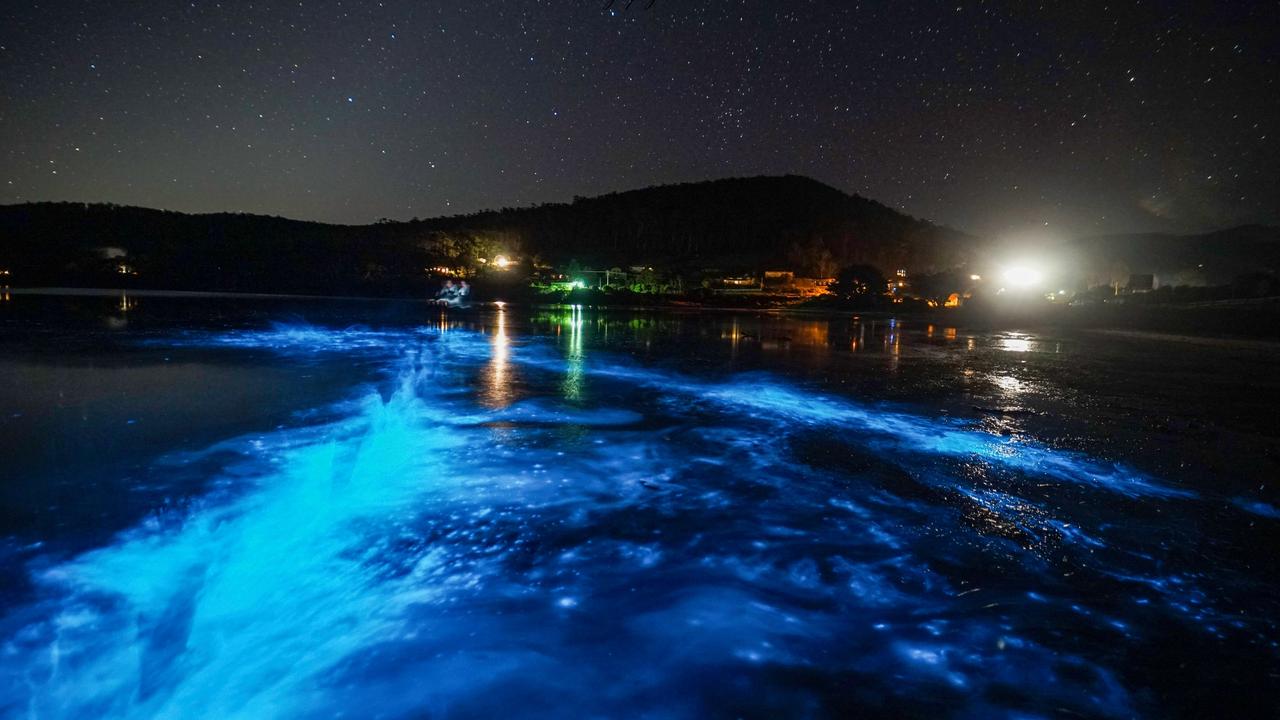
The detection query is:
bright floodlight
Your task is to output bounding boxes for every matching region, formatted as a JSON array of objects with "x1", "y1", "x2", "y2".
[
  {"x1": 493, "y1": 255, "x2": 511, "y2": 269},
  {"x1": 1001, "y1": 265, "x2": 1043, "y2": 288}
]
